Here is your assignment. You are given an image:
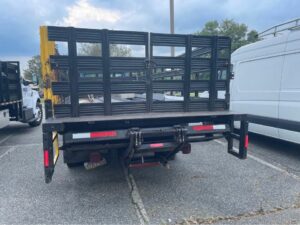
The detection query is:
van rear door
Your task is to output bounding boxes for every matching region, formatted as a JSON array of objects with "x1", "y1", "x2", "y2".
[
  {"x1": 231, "y1": 38, "x2": 286, "y2": 139},
  {"x1": 278, "y1": 31, "x2": 300, "y2": 144}
]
